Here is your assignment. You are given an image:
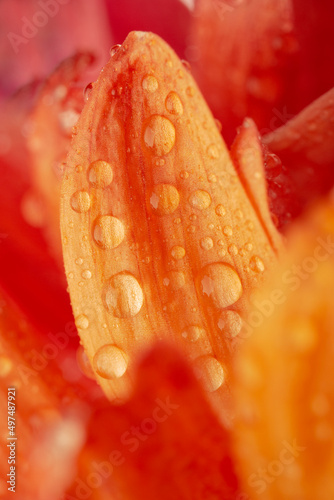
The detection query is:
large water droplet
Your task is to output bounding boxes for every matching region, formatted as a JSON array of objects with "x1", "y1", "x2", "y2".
[
  {"x1": 165, "y1": 91, "x2": 184, "y2": 115},
  {"x1": 93, "y1": 344, "x2": 128, "y2": 379},
  {"x1": 143, "y1": 115, "x2": 176, "y2": 156},
  {"x1": 75, "y1": 314, "x2": 89, "y2": 330},
  {"x1": 194, "y1": 355, "x2": 225, "y2": 392},
  {"x1": 103, "y1": 273, "x2": 144, "y2": 318},
  {"x1": 88, "y1": 160, "x2": 113, "y2": 188},
  {"x1": 93, "y1": 215, "x2": 125, "y2": 249},
  {"x1": 249, "y1": 255, "x2": 265, "y2": 273},
  {"x1": 188, "y1": 190, "x2": 211, "y2": 210},
  {"x1": 218, "y1": 310, "x2": 242, "y2": 338},
  {"x1": 150, "y1": 184, "x2": 180, "y2": 215},
  {"x1": 198, "y1": 263, "x2": 243, "y2": 308},
  {"x1": 70, "y1": 190, "x2": 91, "y2": 213},
  {"x1": 142, "y1": 75, "x2": 159, "y2": 93},
  {"x1": 181, "y1": 326, "x2": 205, "y2": 342}
]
